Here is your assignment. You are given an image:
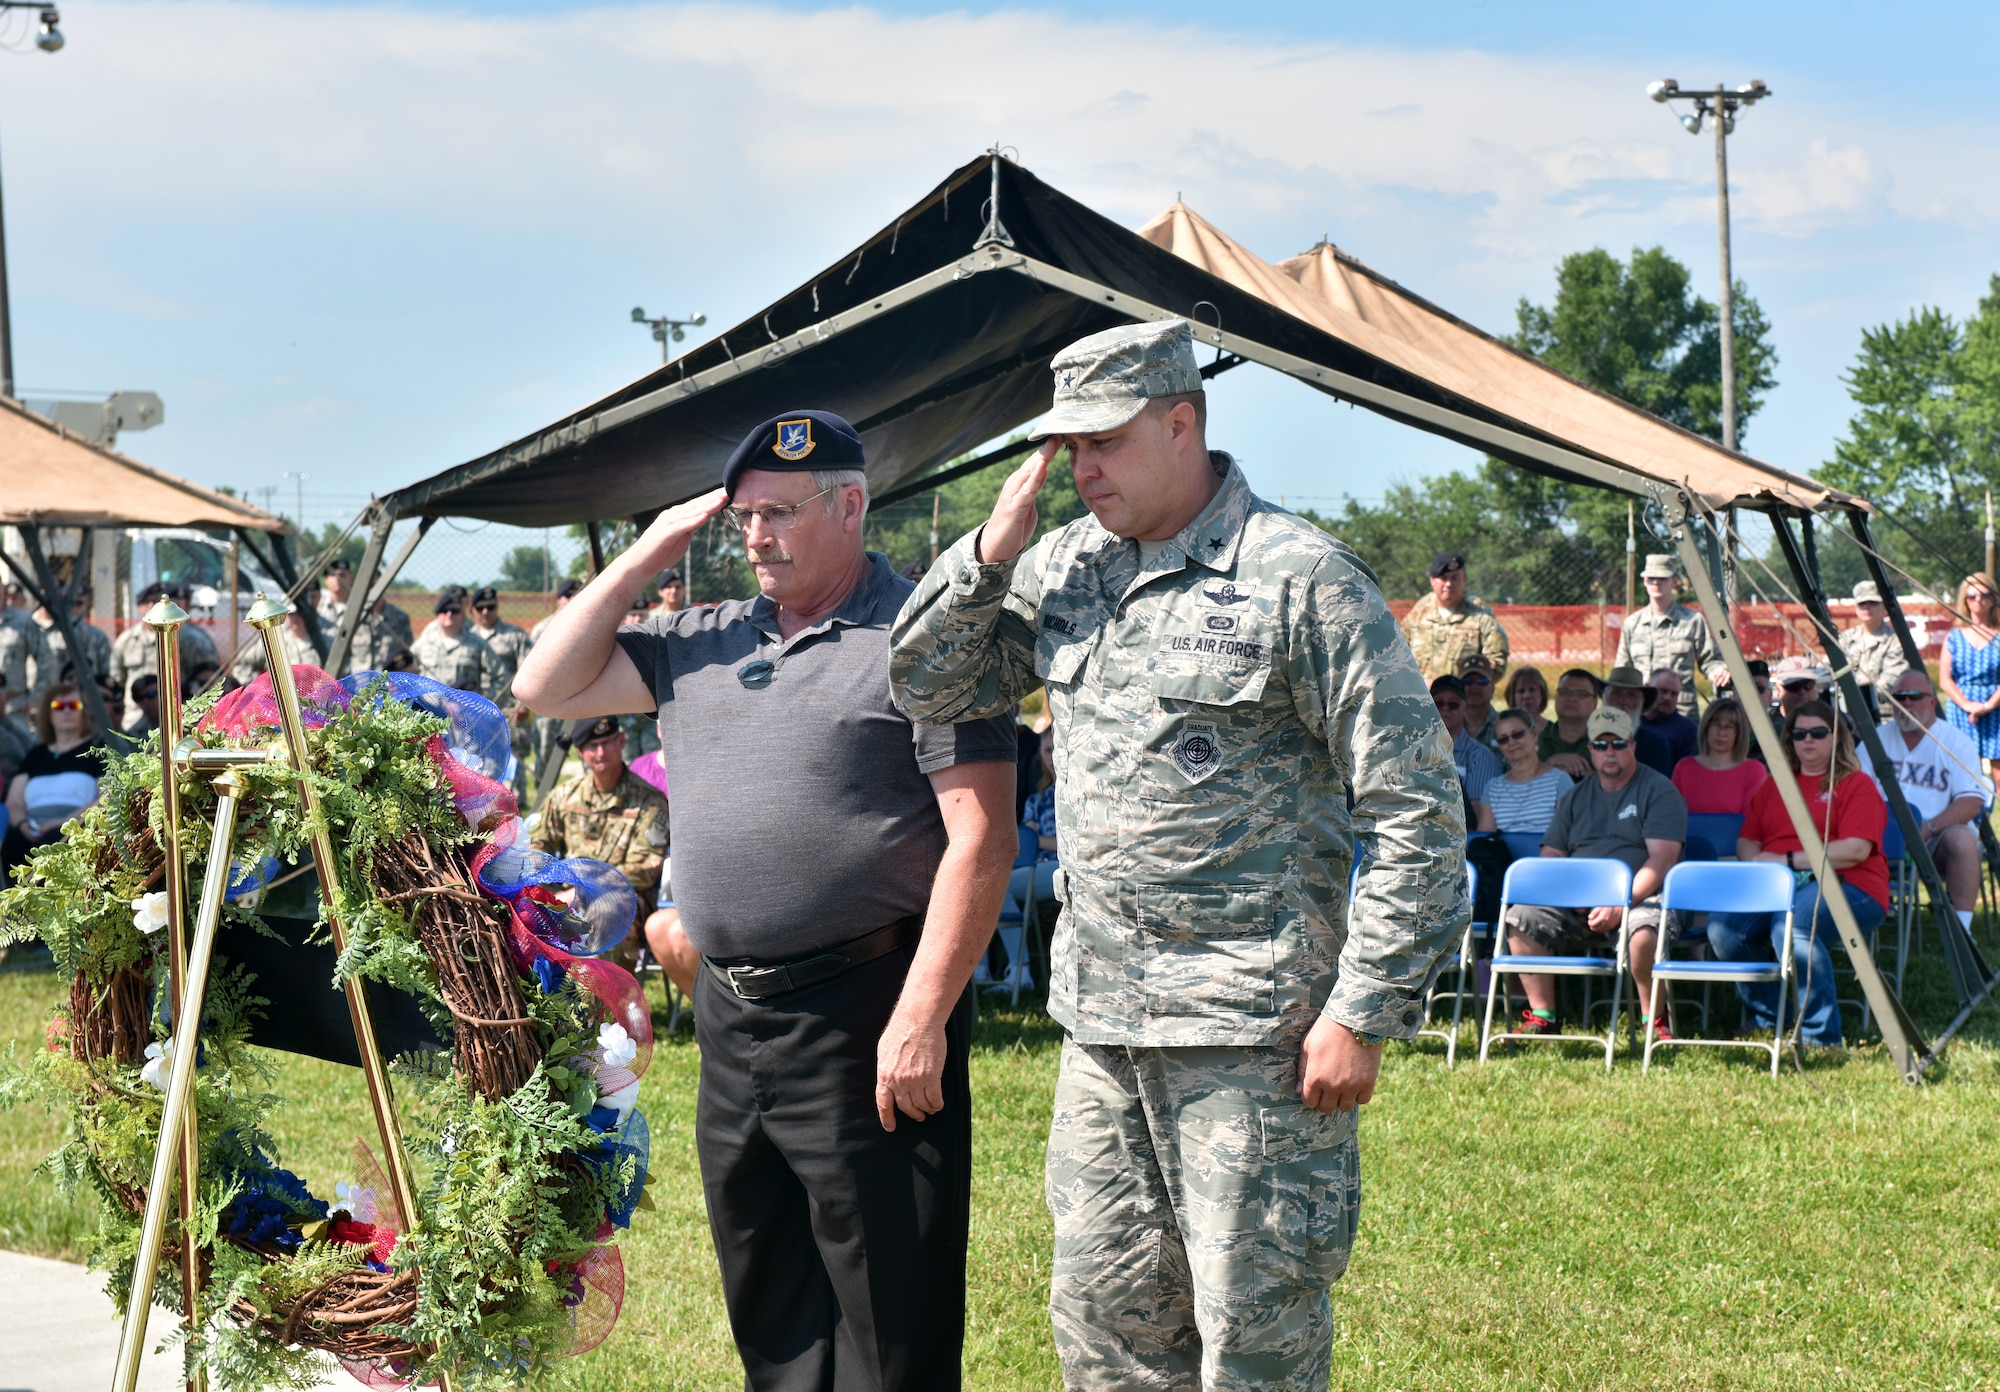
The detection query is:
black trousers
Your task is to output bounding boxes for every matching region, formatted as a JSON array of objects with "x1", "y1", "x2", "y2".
[{"x1": 694, "y1": 940, "x2": 973, "y2": 1392}]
